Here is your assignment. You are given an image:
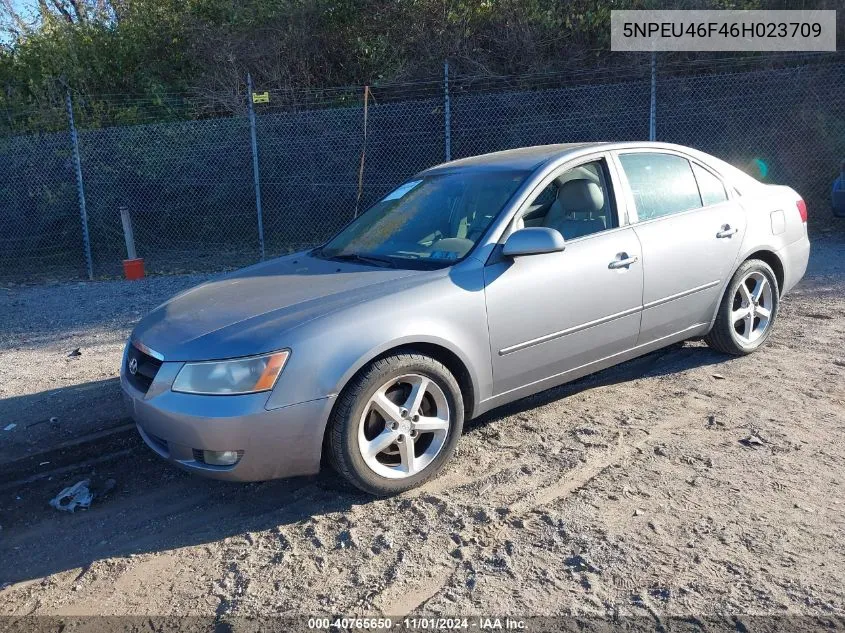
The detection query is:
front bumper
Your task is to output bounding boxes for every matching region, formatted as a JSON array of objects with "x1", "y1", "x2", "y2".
[{"x1": 120, "y1": 369, "x2": 334, "y2": 482}]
